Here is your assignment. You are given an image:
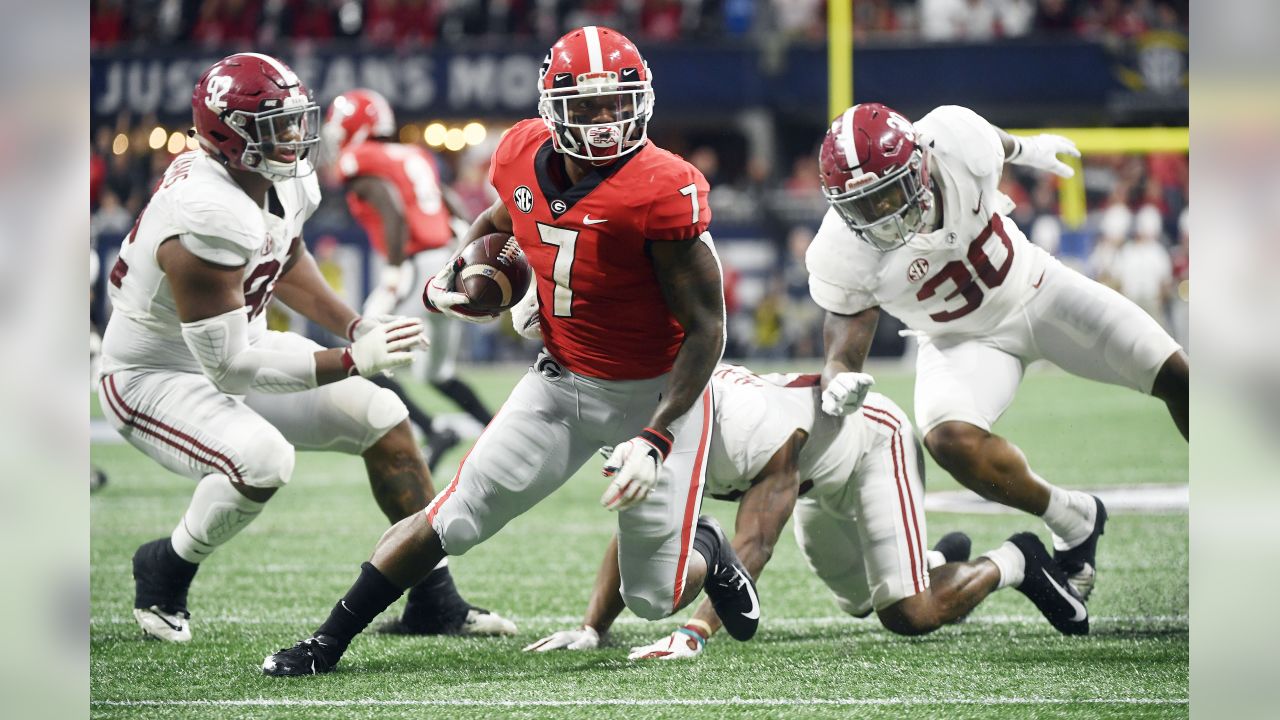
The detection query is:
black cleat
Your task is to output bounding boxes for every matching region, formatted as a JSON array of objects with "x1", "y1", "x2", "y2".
[
  {"x1": 378, "y1": 606, "x2": 517, "y2": 636},
  {"x1": 934, "y1": 531, "x2": 972, "y2": 564},
  {"x1": 1053, "y1": 495, "x2": 1107, "y2": 600},
  {"x1": 1008, "y1": 532, "x2": 1089, "y2": 636},
  {"x1": 424, "y1": 428, "x2": 461, "y2": 473},
  {"x1": 262, "y1": 635, "x2": 344, "y2": 676},
  {"x1": 698, "y1": 516, "x2": 760, "y2": 641},
  {"x1": 132, "y1": 538, "x2": 198, "y2": 642}
]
